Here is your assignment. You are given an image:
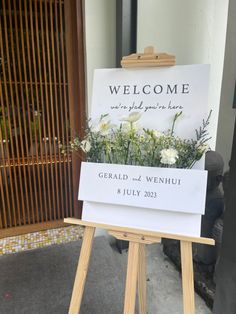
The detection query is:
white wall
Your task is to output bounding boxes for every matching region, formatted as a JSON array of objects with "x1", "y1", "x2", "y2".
[
  {"x1": 216, "y1": 0, "x2": 236, "y2": 168},
  {"x1": 84, "y1": 0, "x2": 116, "y2": 114},
  {"x1": 137, "y1": 0, "x2": 229, "y2": 150}
]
